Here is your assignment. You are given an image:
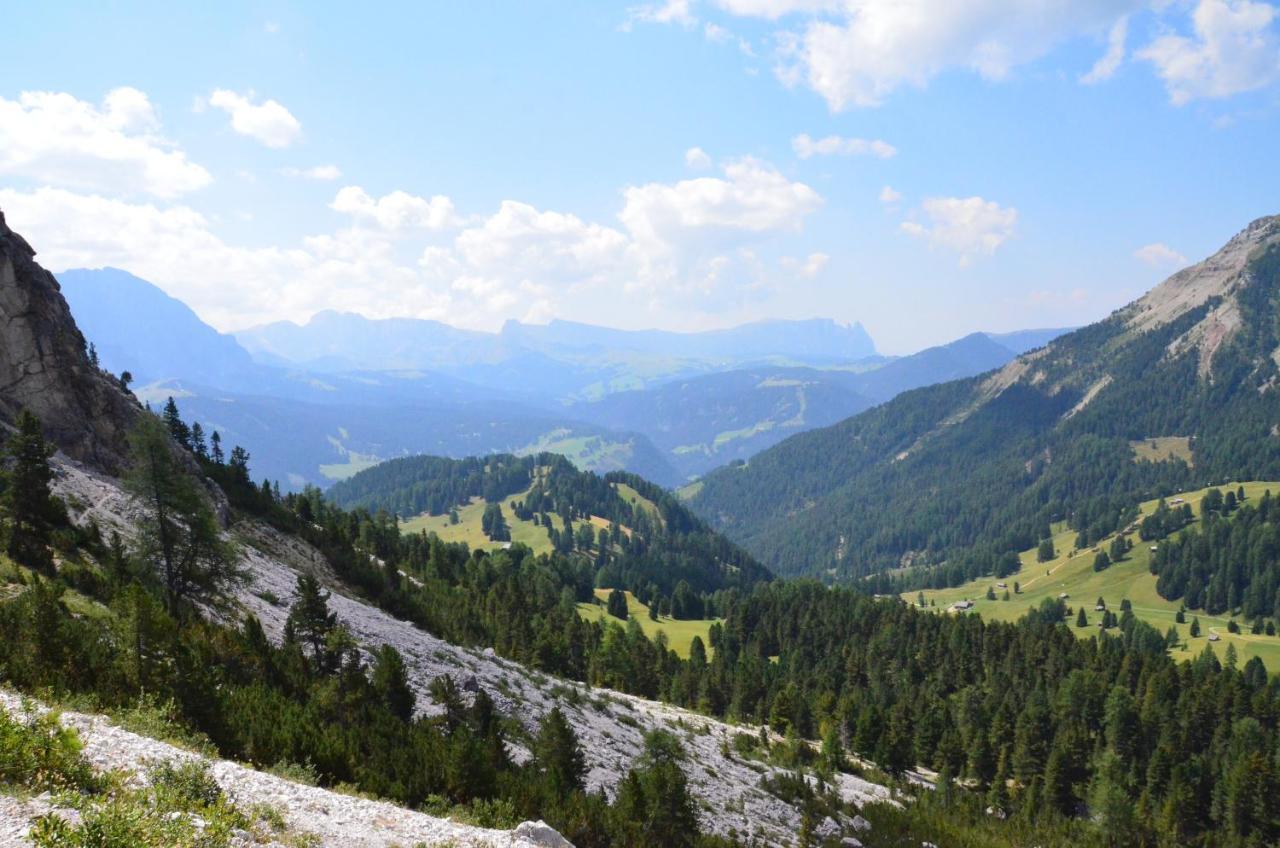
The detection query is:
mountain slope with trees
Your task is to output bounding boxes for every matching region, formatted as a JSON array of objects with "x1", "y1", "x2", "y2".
[{"x1": 691, "y1": 215, "x2": 1280, "y2": 584}]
